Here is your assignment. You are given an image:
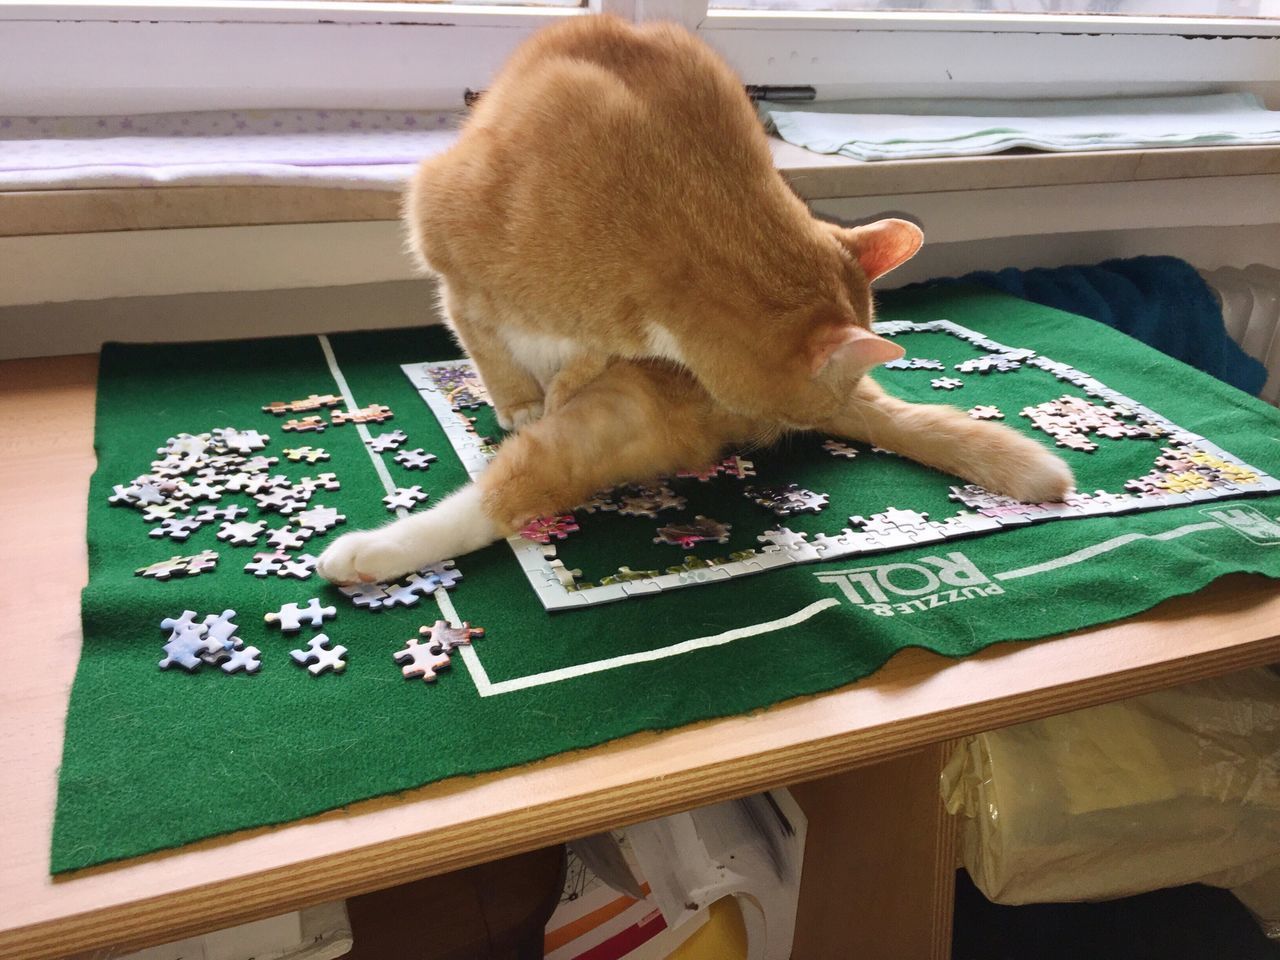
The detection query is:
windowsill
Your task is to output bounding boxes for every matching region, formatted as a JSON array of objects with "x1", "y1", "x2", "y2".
[{"x1": 3, "y1": 139, "x2": 1279, "y2": 237}]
